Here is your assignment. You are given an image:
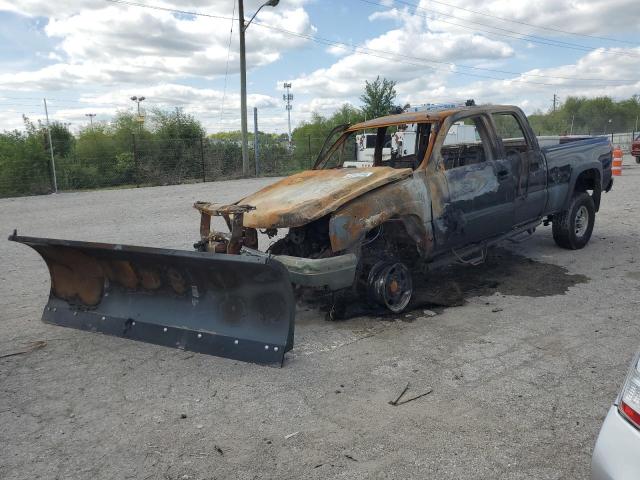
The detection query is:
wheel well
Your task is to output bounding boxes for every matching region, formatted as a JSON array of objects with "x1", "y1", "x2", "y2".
[
  {"x1": 360, "y1": 217, "x2": 430, "y2": 261},
  {"x1": 573, "y1": 169, "x2": 602, "y2": 211}
]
